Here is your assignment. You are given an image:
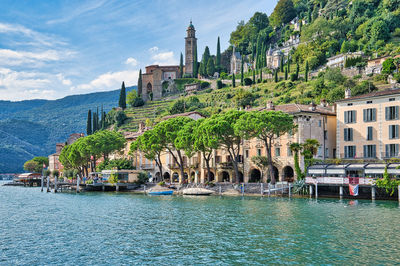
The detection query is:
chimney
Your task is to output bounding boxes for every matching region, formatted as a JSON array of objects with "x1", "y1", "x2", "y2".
[
  {"x1": 345, "y1": 88, "x2": 352, "y2": 99},
  {"x1": 267, "y1": 101, "x2": 275, "y2": 110},
  {"x1": 309, "y1": 101, "x2": 317, "y2": 111},
  {"x1": 320, "y1": 99, "x2": 327, "y2": 107}
]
